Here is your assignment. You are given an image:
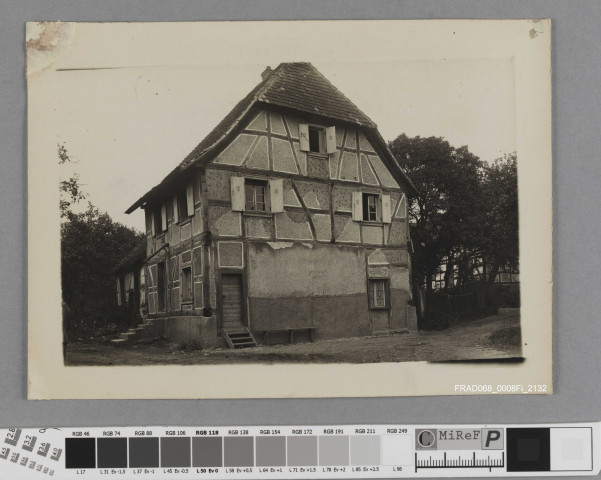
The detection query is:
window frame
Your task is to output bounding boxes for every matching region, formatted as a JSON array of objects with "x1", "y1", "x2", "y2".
[
  {"x1": 244, "y1": 178, "x2": 270, "y2": 214},
  {"x1": 181, "y1": 266, "x2": 193, "y2": 303},
  {"x1": 368, "y1": 278, "x2": 391, "y2": 310},
  {"x1": 177, "y1": 188, "x2": 191, "y2": 223},
  {"x1": 153, "y1": 206, "x2": 163, "y2": 236},
  {"x1": 362, "y1": 192, "x2": 381, "y2": 223},
  {"x1": 308, "y1": 125, "x2": 327, "y2": 155}
]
